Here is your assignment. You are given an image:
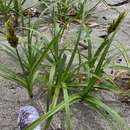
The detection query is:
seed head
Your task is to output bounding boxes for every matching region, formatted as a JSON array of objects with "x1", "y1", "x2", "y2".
[
  {"x1": 107, "y1": 12, "x2": 127, "y2": 34},
  {"x1": 5, "y1": 20, "x2": 19, "y2": 48}
]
